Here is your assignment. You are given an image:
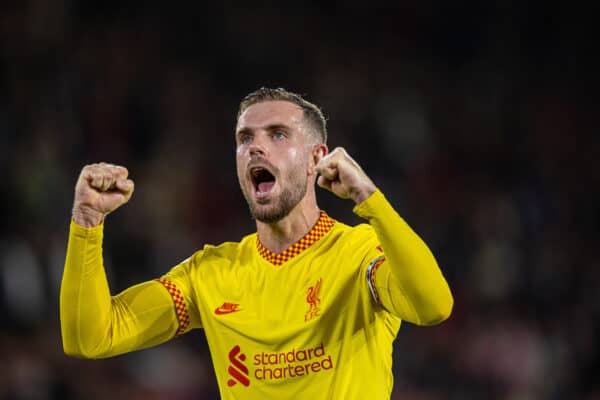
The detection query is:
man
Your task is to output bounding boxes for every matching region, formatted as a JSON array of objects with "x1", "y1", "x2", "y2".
[{"x1": 60, "y1": 87, "x2": 453, "y2": 399}]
